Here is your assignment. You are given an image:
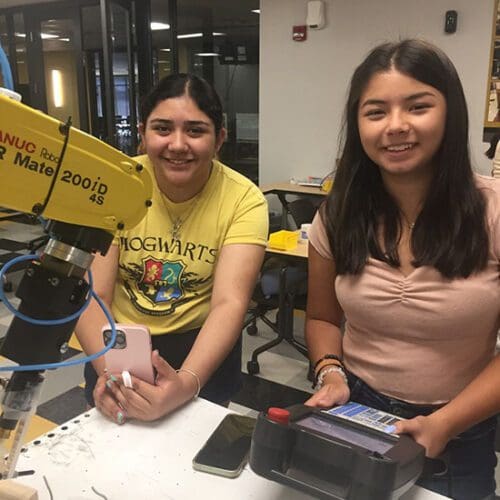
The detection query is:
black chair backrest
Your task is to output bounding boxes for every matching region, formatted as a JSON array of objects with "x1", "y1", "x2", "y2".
[{"x1": 288, "y1": 198, "x2": 318, "y2": 227}]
